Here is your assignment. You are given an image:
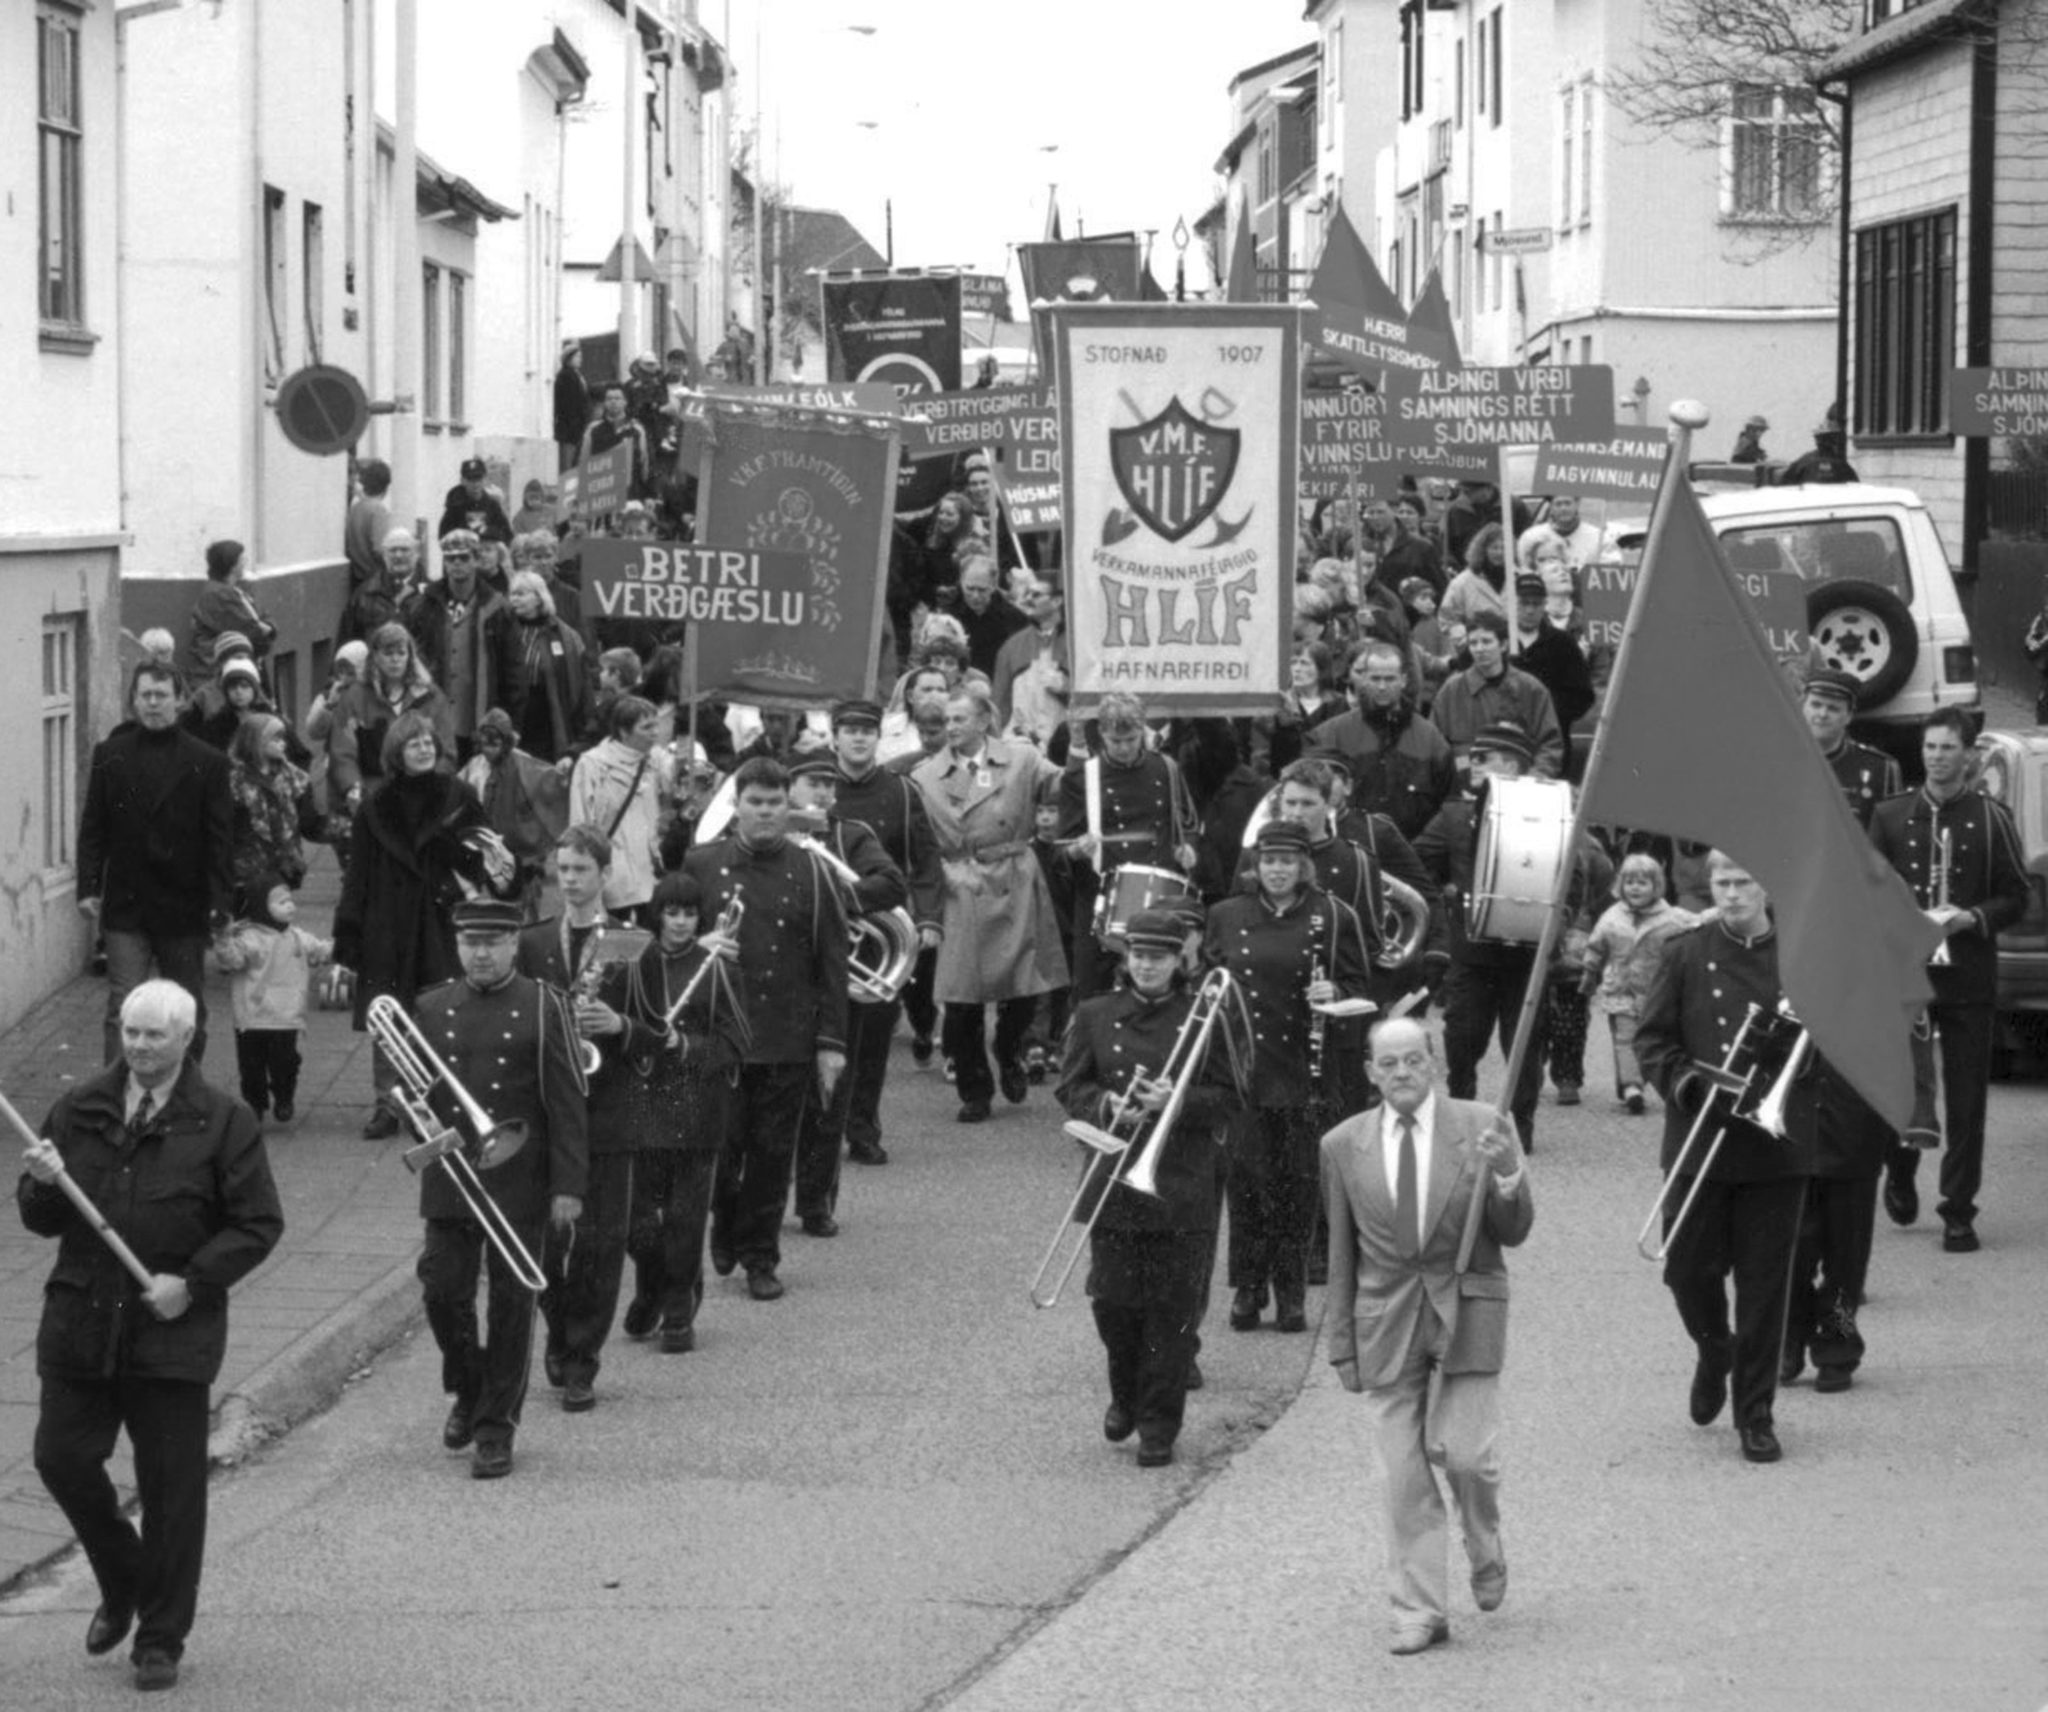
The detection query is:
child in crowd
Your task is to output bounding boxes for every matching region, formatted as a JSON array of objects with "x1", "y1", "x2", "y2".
[
  {"x1": 1023, "y1": 791, "x2": 1079, "y2": 1081},
  {"x1": 1579, "y1": 852, "x2": 1698, "y2": 1113},
  {"x1": 212, "y1": 871, "x2": 334, "y2": 1123}
]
